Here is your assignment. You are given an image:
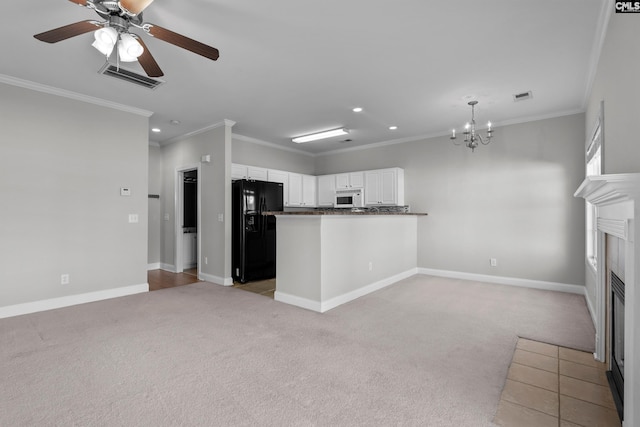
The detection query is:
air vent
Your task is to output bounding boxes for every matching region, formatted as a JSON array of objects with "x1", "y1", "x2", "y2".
[
  {"x1": 98, "y1": 64, "x2": 164, "y2": 89},
  {"x1": 513, "y1": 91, "x2": 533, "y2": 102}
]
